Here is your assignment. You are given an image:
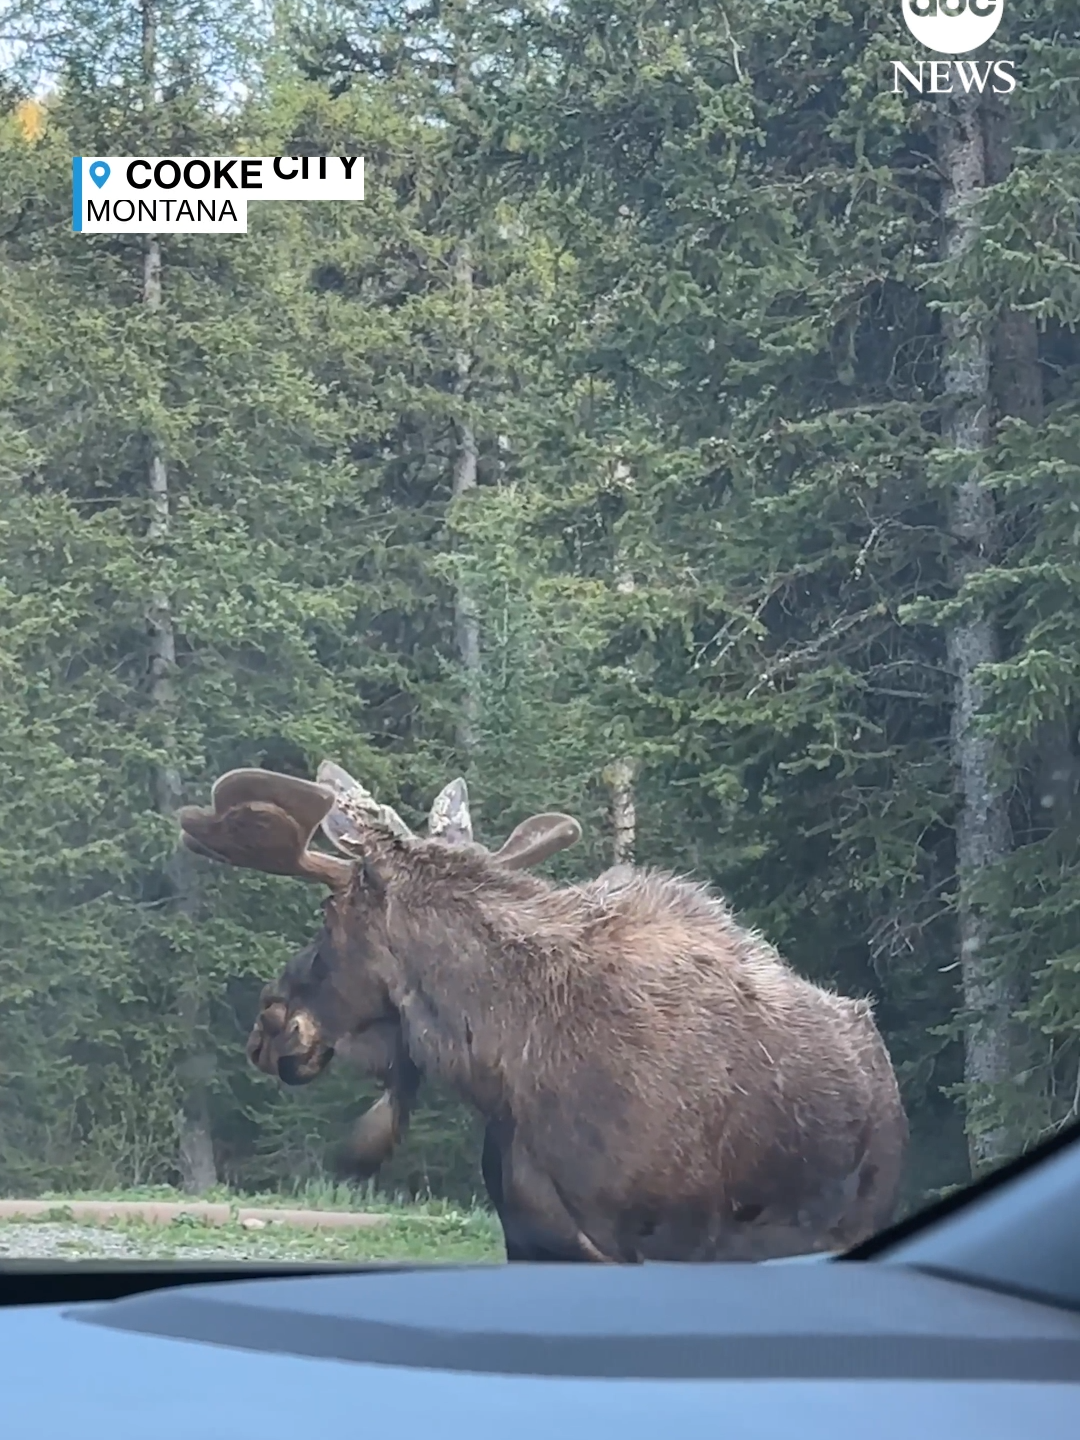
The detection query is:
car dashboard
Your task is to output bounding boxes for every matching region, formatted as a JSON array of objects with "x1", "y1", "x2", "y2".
[{"x1": 2, "y1": 1121, "x2": 1079, "y2": 1440}]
